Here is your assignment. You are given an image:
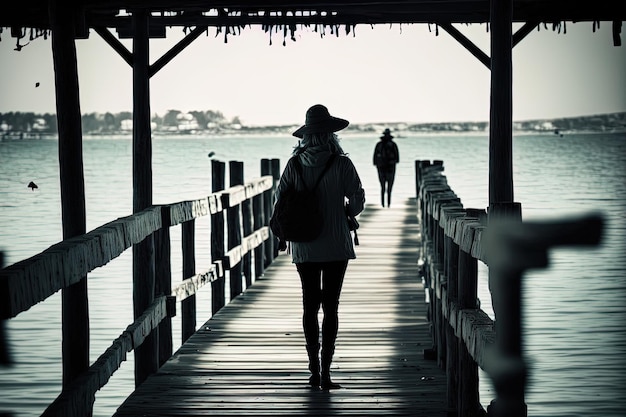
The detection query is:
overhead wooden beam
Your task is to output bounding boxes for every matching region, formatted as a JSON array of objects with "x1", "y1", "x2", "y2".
[
  {"x1": 149, "y1": 25, "x2": 208, "y2": 77},
  {"x1": 512, "y1": 21, "x2": 539, "y2": 48},
  {"x1": 438, "y1": 22, "x2": 491, "y2": 69},
  {"x1": 94, "y1": 26, "x2": 133, "y2": 66}
]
